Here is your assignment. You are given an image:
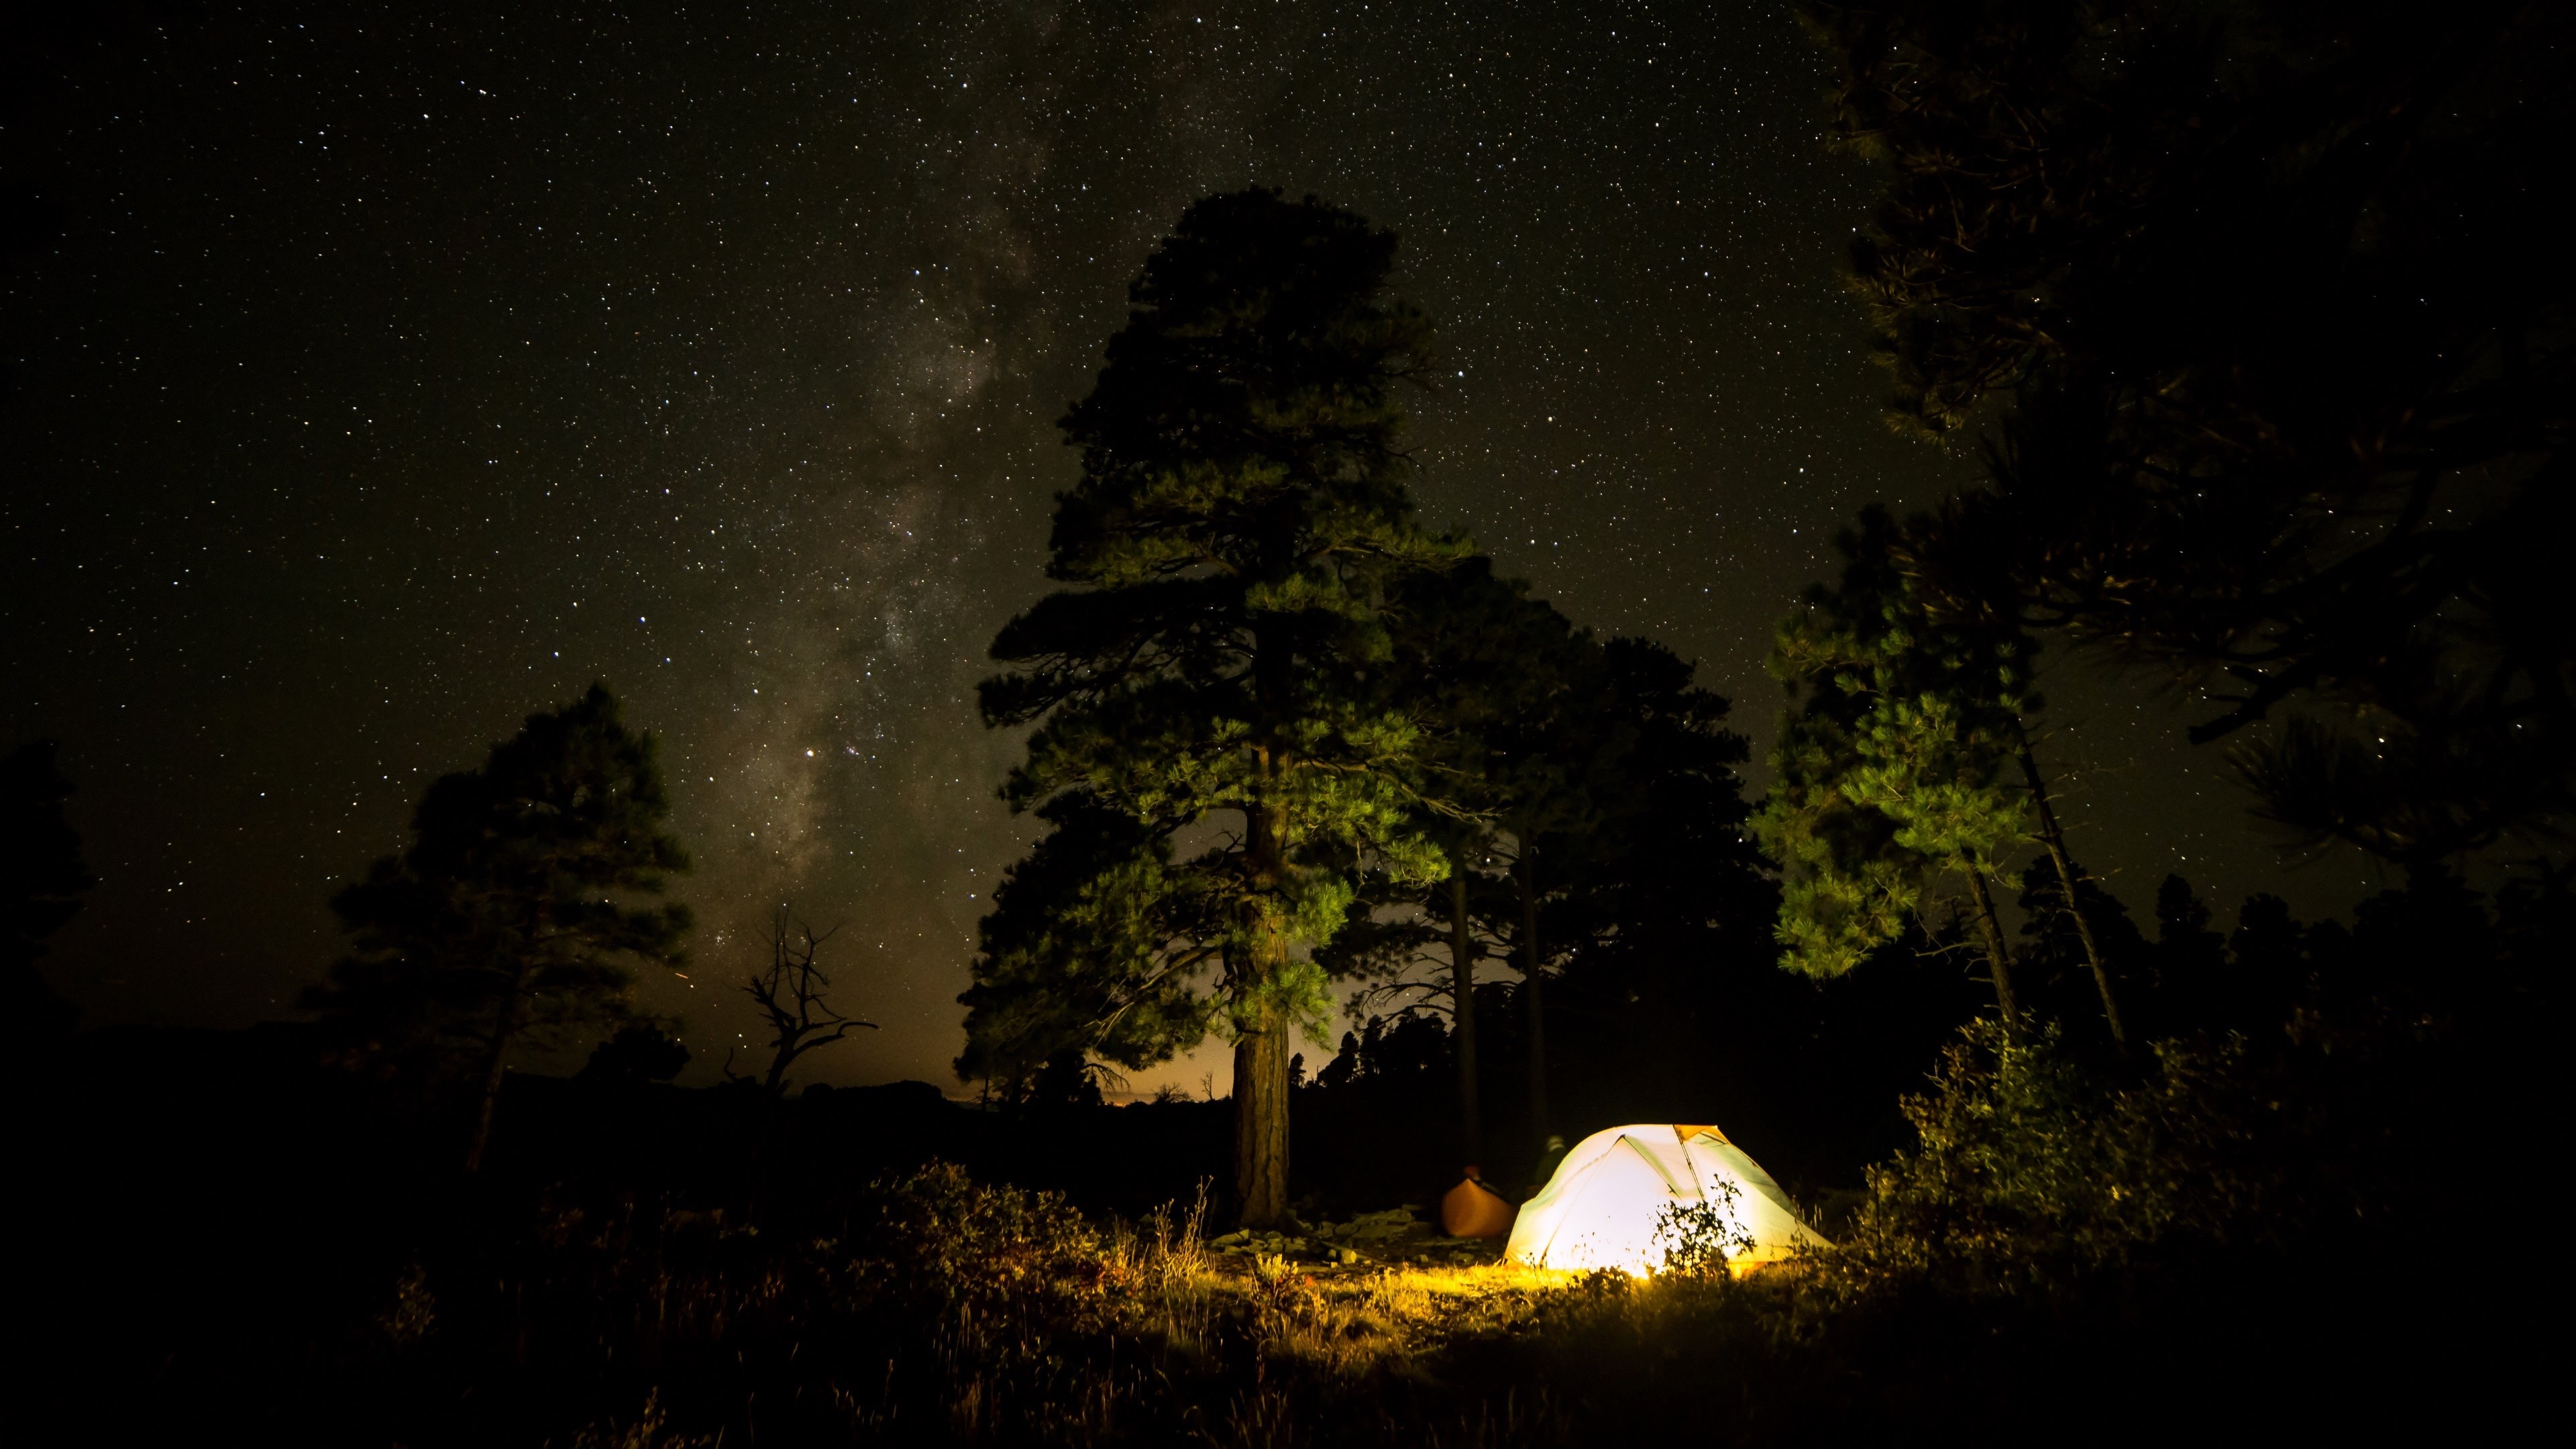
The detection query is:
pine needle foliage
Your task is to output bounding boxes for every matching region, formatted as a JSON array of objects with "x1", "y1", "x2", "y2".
[{"x1": 1755, "y1": 510, "x2": 2037, "y2": 982}]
